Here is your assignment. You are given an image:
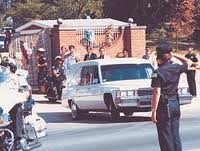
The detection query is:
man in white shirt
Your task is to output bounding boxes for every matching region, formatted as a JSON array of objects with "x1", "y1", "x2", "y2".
[{"x1": 63, "y1": 45, "x2": 80, "y2": 75}]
